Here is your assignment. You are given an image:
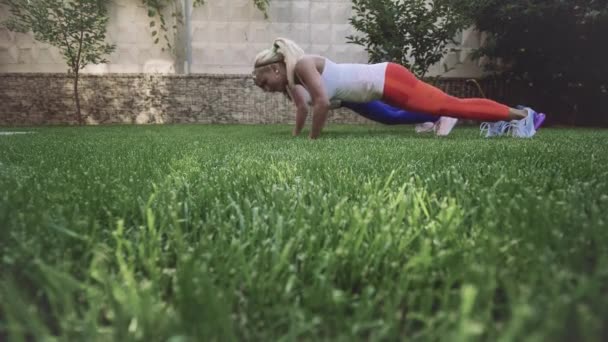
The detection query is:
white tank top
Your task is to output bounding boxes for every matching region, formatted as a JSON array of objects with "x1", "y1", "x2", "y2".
[{"x1": 320, "y1": 58, "x2": 387, "y2": 103}]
